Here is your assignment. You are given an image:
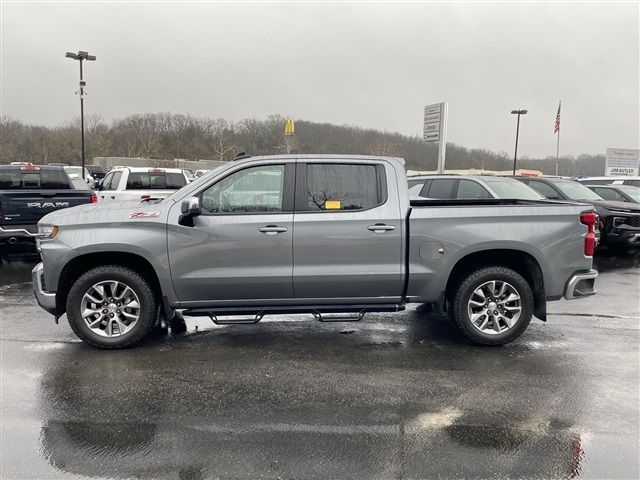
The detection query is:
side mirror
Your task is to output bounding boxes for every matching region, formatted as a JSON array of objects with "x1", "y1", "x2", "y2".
[{"x1": 179, "y1": 197, "x2": 201, "y2": 226}]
